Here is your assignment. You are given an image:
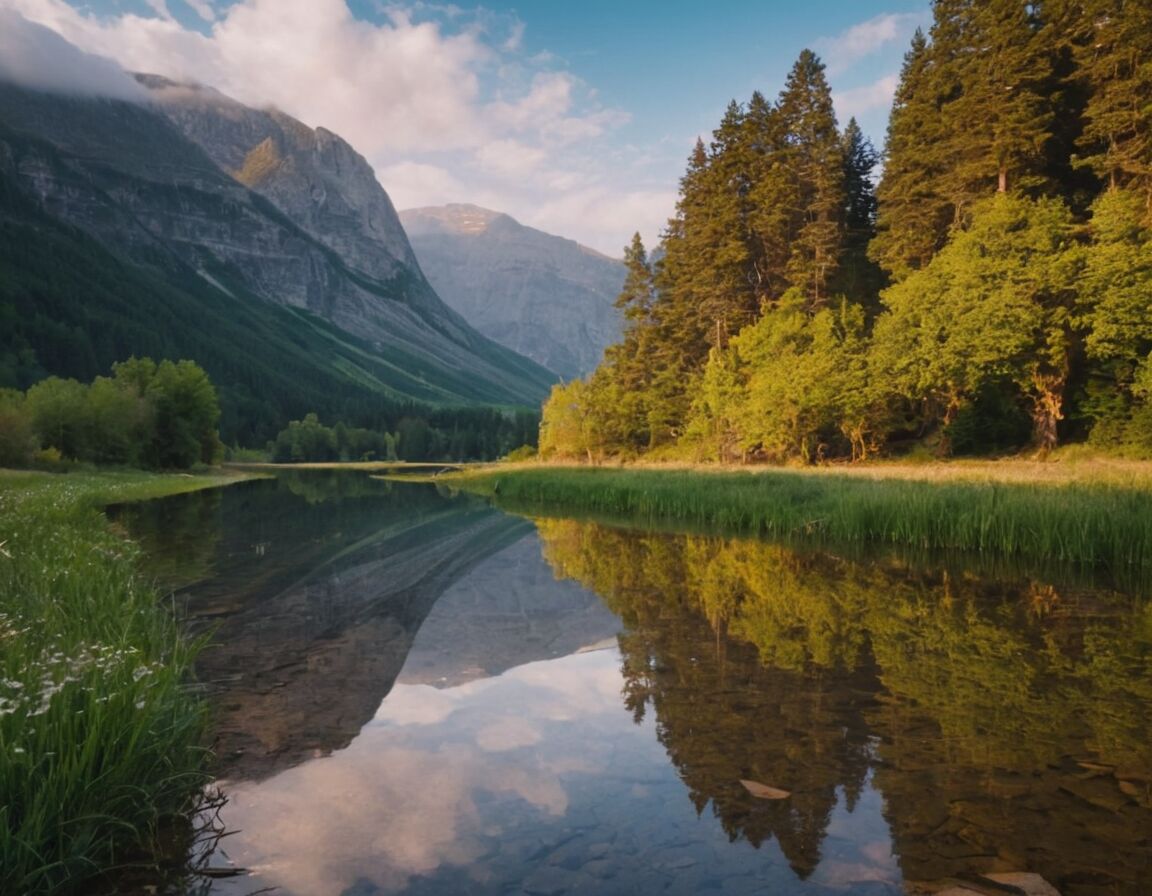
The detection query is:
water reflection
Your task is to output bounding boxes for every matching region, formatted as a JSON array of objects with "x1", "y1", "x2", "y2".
[
  {"x1": 209, "y1": 652, "x2": 901, "y2": 896},
  {"x1": 538, "y1": 519, "x2": 1152, "y2": 894},
  {"x1": 119, "y1": 475, "x2": 1152, "y2": 894},
  {"x1": 118, "y1": 473, "x2": 535, "y2": 779}
]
